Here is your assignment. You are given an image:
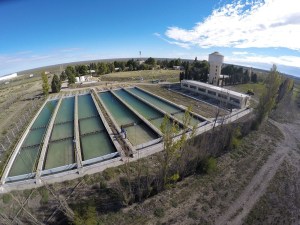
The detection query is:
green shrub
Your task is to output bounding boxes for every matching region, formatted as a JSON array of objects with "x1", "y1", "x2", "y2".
[
  {"x1": 154, "y1": 207, "x2": 165, "y2": 218},
  {"x1": 2, "y1": 194, "x2": 12, "y2": 204},
  {"x1": 188, "y1": 210, "x2": 198, "y2": 219},
  {"x1": 230, "y1": 126, "x2": 242, "y2": 149},
  {"x1": 203, "y1": 157, "x2": 217, "y2": 175},
  {"x1": 39, "y1": 188, "x2": 49, "y2": 204},
  {"x1": 99, "y1": 180, "x2": 107, "y2": 189},
  {"x1": 102, "y1": 168, "x2": 117, "y2": 181},
  {"x1": 74, "y1": 206, "x2": 98, "y2": 225},
  {"x1": 23, "y1": 189, "x2": 31, "y2": 198}
]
